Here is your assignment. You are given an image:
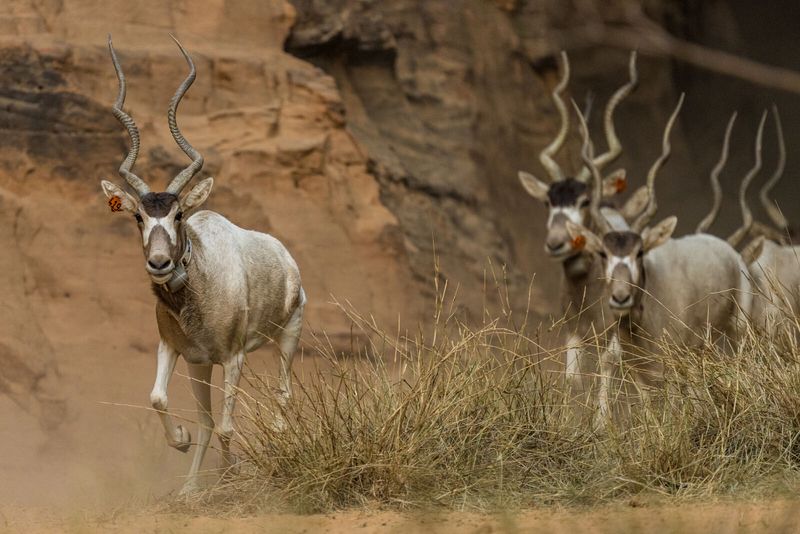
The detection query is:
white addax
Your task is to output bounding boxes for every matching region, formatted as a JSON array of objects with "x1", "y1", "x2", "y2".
[
  {"x1": 101, "y1": 36, "x2": 305, "y2": 495},
  {"x1": 516, "y1": 51, "x2": 644, "y2": 385},
  {"x1": 741, "y1": 107, "x2": 800, "y2": 340},
  {"x1": 567, "y1": 95, "x2": 753, "y2": 428}
]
